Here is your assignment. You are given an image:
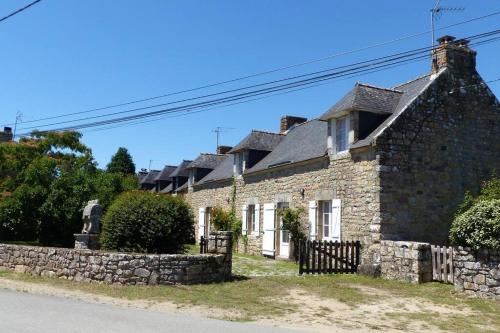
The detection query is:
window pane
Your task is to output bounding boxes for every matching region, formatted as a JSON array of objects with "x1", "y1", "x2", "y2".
[
  {"x1": 322, "y1": 201, "x2": 331, "y2": 239},
  {"x1": 282, "y1": 230, "x2": 289, "y2": 243},
  {"x1": 247, "y1": 205, "x2": 255, "y2": 232},
  {"x1": 336, "y1": 117, "x2": 348, "y2": 152}
]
